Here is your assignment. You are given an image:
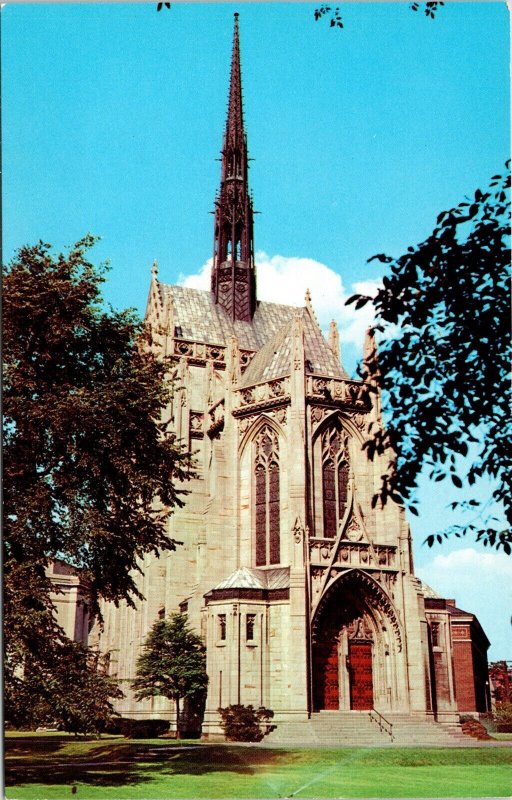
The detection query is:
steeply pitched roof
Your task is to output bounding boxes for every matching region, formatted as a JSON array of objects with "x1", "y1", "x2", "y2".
[
  {"x1": 160, "y1": 284, "x2": 299, "y2": 351},
  {"x1": 160, "y1": 285, "x2": 347, "y2": 382},
  {"x1": 238, "y1": 322, "x2": 293, "y2": 387}
]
